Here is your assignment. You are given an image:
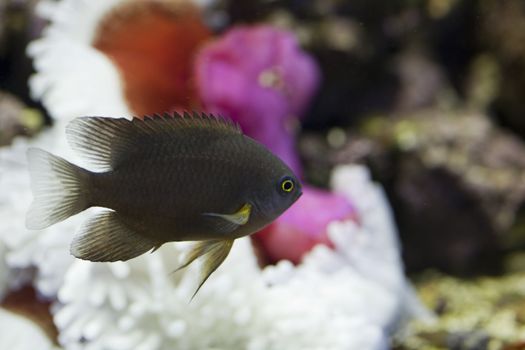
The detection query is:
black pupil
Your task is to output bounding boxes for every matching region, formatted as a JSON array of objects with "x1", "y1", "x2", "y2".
[{"x1": 283, "y1": 180, "x2": 293, "y2": 191}]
